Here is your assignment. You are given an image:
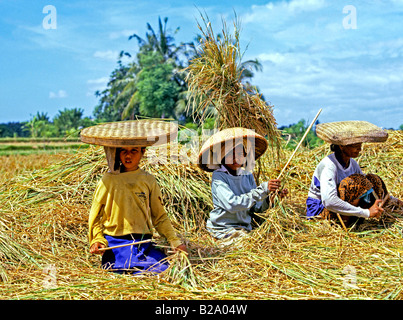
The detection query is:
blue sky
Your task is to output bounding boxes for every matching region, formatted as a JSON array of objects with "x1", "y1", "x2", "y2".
[{"x1": 0, "y1": 0, "x2": 402, "y2": 128}]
